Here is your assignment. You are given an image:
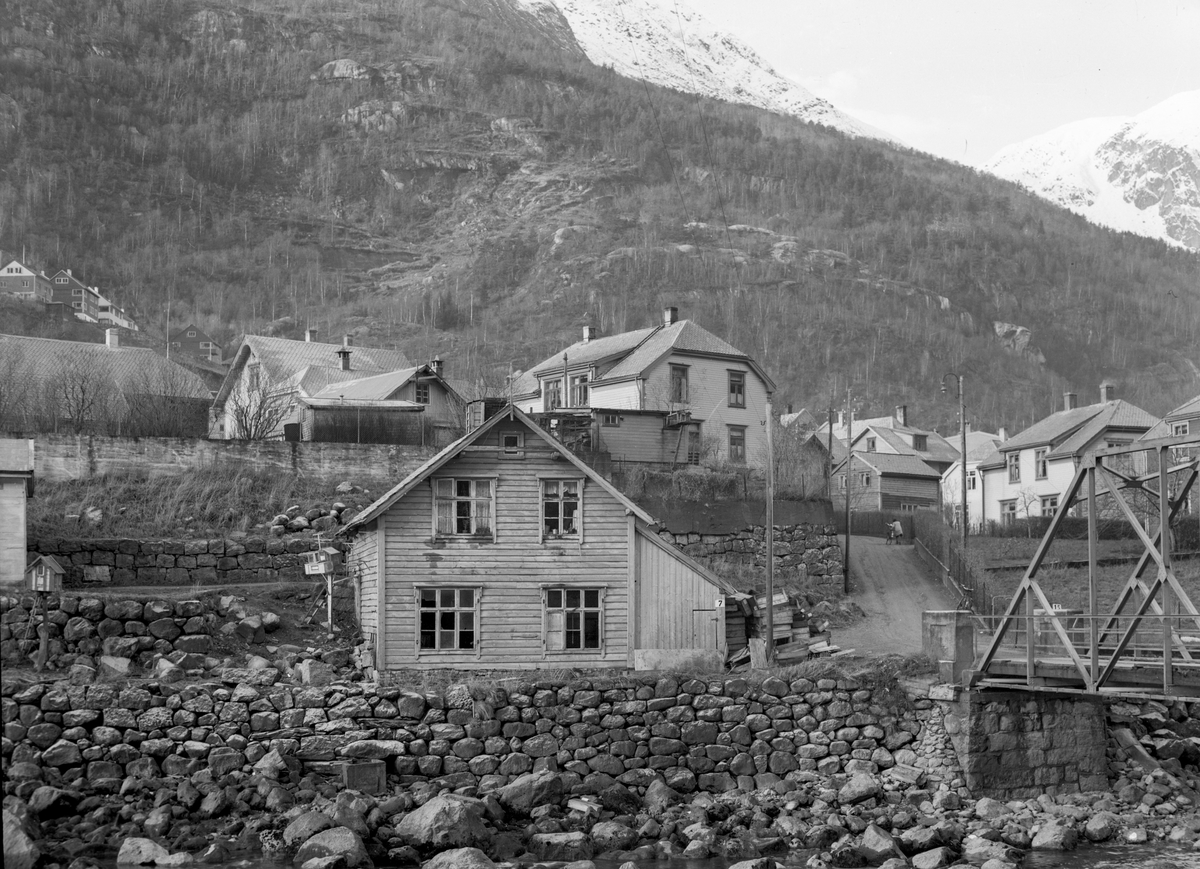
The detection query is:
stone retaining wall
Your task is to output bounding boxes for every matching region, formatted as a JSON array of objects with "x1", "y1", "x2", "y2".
[
  {"x1": 0, "y1": 596, "x2": 214, "y2": 670},
  {"x1": 658, "y1": 524, "x2": 843, "y2": 597},
  {"x1": 23, "y1": 537, "x2": 349, "y2": 586},
  {"x1": 0, "y1": 674, "x2": 959, "y2": 799}
]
